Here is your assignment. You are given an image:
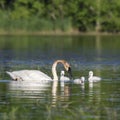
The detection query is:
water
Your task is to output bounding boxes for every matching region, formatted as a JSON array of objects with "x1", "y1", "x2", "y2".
[{"x1": 0, "y1": 35, "x2": 120, "y2": 120}]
